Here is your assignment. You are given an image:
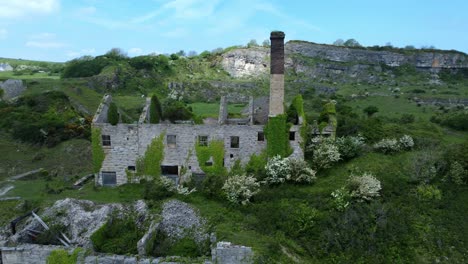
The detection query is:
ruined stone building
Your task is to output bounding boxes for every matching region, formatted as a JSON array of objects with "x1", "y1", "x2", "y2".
[{"x1": 92, "y1": 31, "x2": 304, "y2": 186}]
